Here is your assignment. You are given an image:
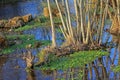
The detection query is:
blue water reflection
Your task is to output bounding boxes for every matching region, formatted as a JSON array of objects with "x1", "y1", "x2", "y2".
[
  {"x1": 0, "y1": 0, "x2": 120, "y2": 79},
  {"x1": 23, "y1": 27, "x2": 64, "y2": 46},
  {"x1": 0, "y1": 0, "x2": 42, "y2": 19}
]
